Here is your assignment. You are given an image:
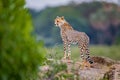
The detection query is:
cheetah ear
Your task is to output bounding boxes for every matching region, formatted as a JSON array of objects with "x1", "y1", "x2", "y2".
[
  {"x1": 57, "y1": 16, "x2": 59, "y2": 18},
  {"x1": 61, "y1": 16, "x2": 64, "y2": 20}
]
